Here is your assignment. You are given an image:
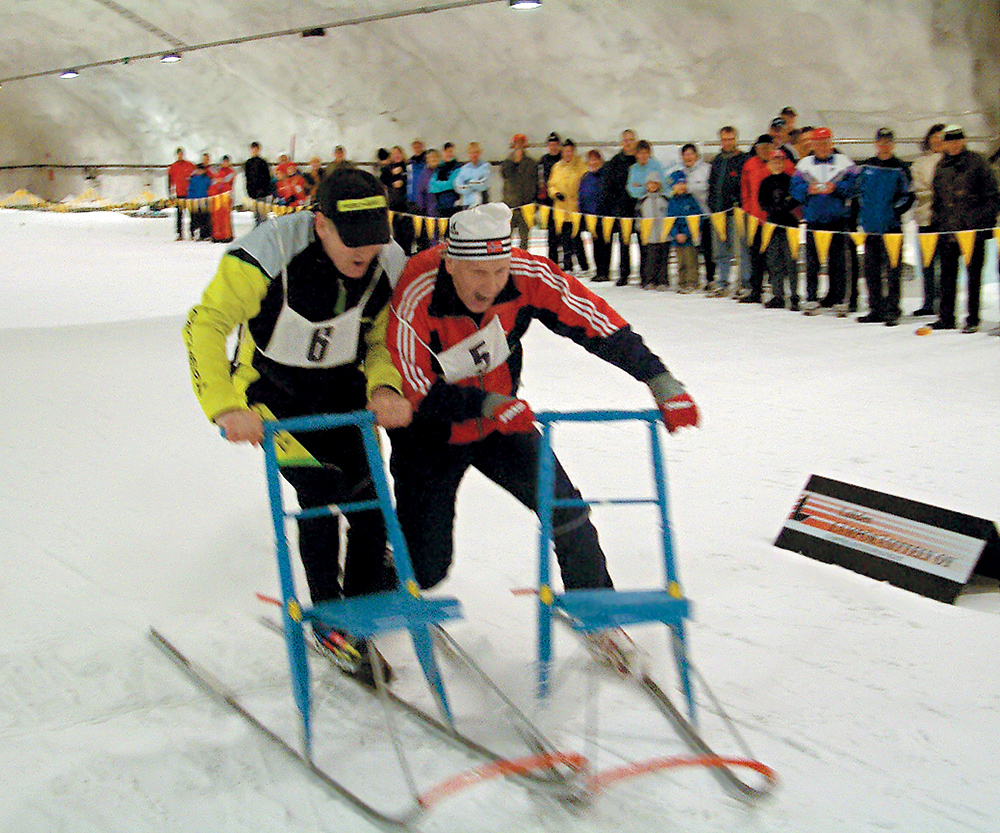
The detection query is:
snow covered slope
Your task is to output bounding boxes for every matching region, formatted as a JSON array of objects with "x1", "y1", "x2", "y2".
[{"x1": 1, "y1": 209, "x2": 999, "y2": 832}]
